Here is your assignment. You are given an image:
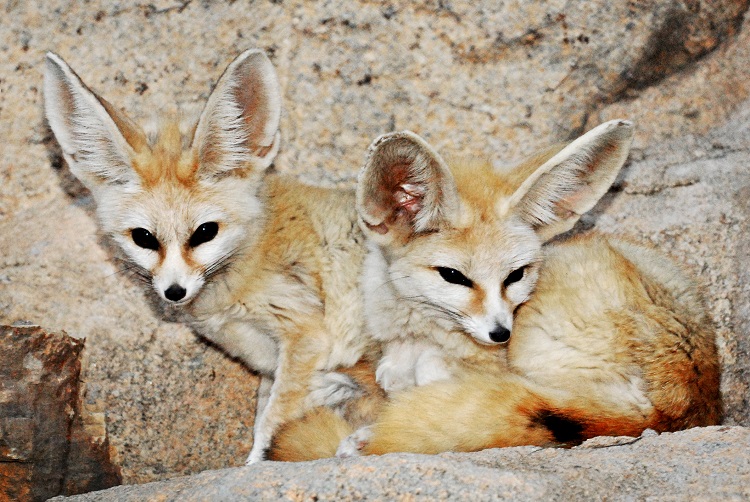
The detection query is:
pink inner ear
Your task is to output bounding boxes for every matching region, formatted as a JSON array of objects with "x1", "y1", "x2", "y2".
[
  {"x1": 555, "y1": 186, "x2": 593, "y2": 218},
  {"x1": 365, "y1": 221, "x2": 389, "y2": 234},
  {"x1": 396, "y1": 183, "x2": 424, "y2": 215}
]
